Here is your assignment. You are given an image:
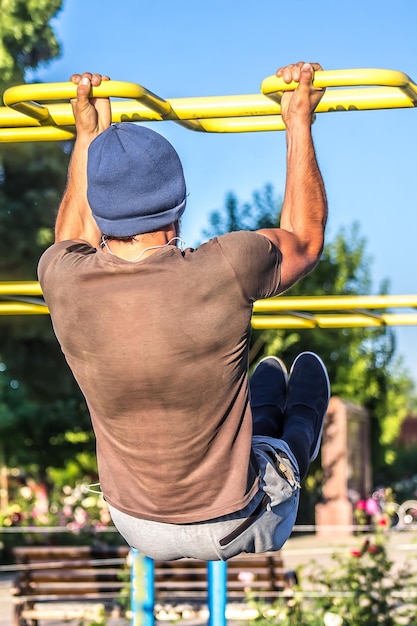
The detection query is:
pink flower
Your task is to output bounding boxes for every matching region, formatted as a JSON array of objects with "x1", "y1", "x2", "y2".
[
  {"x1": 365, "y1": 497, "x2": 380, "y2": 516},
  {"x1": 63, "y1": 505, "x2": 72, "y2": 517},
  {"x1": 238, "y1": 571, "x2": 255, "y2": 584},
  {"x1": 99, "y1": 508, "x2": 112, "y2": 524},
  {"x1": 351, "y1": 549, "x2": 362, "y2": 557},
  {"x1": 356, "y1": 500, "x2": 366, "y2": 510}
]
